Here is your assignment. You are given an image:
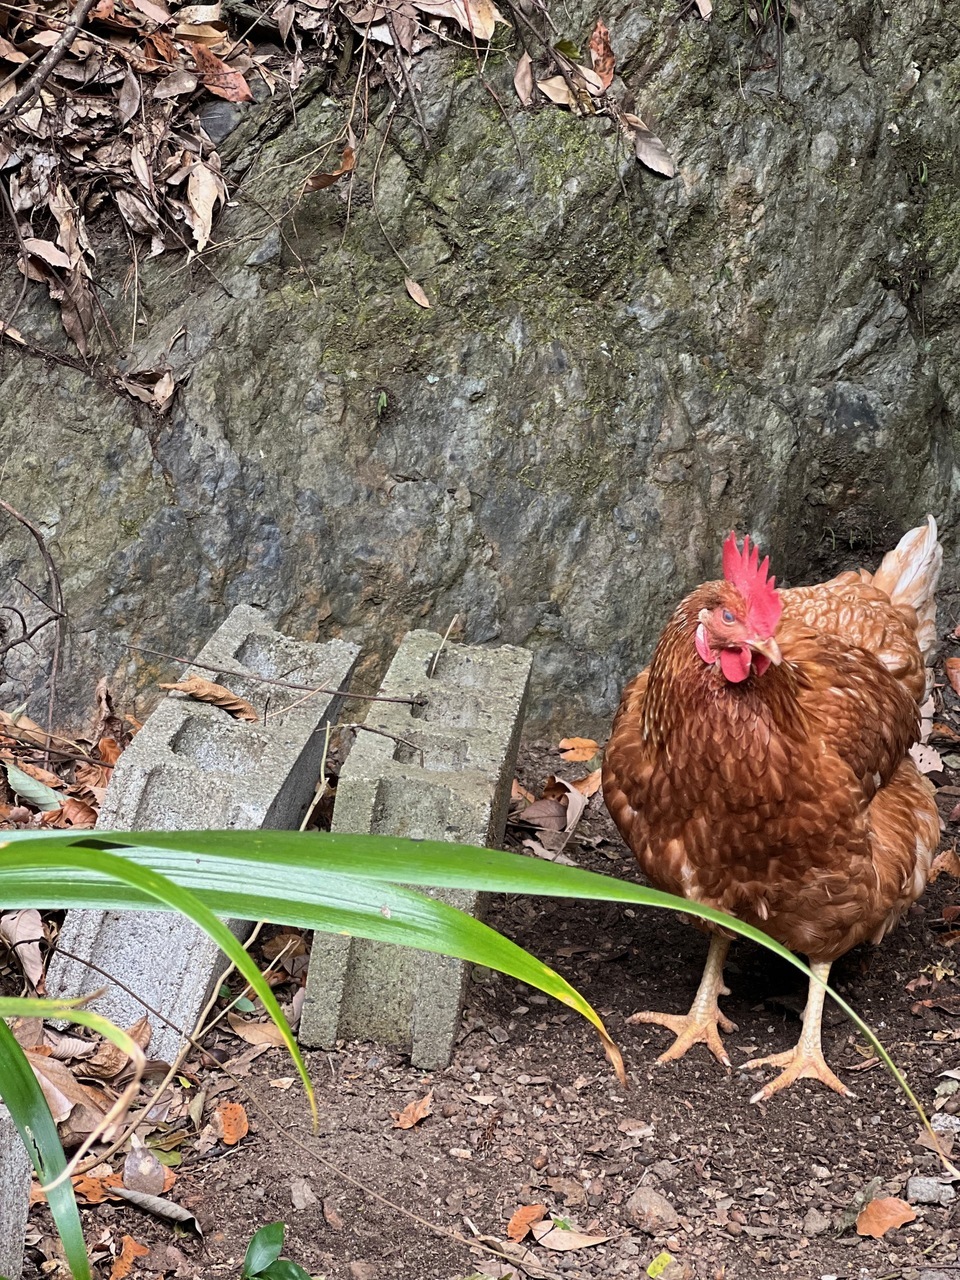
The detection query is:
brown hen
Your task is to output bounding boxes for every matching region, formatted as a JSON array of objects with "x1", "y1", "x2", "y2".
[{"x1": 602, "y1": 518, "x2": 942, "y2": 1101}]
